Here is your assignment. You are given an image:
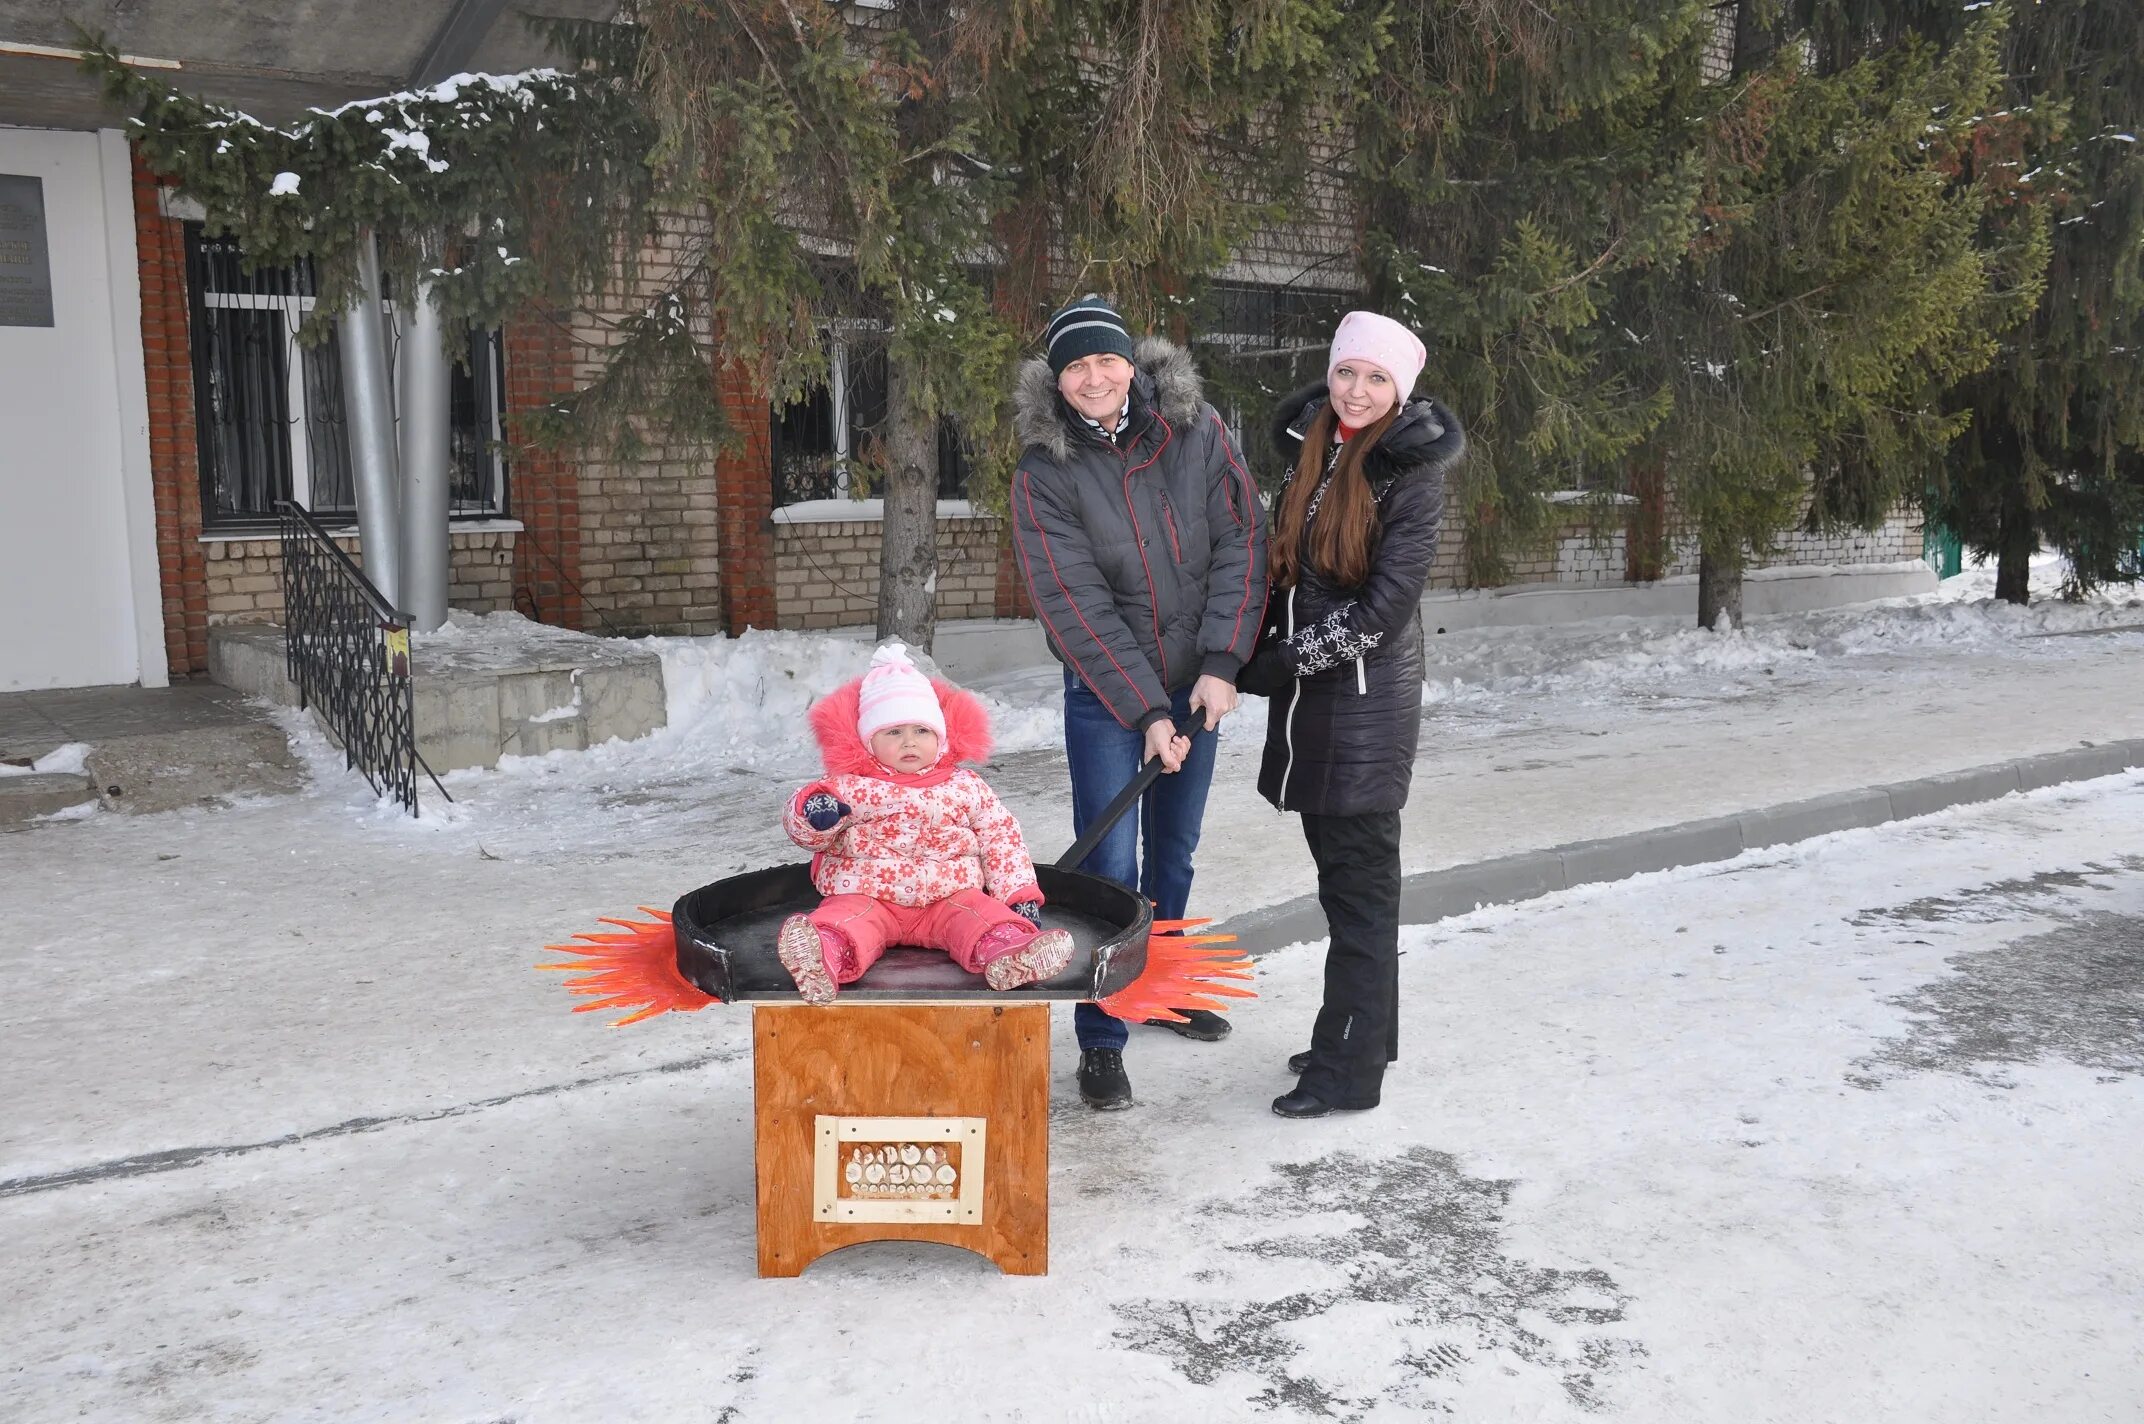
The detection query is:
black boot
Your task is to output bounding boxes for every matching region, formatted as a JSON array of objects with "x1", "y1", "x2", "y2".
[
  {"x1": 1078, "y1": 1048, "x2": 1134, "y2": 1110},
  {"x1": 1148, "y1": 1009, "x2": 1232, "y2": 1042},
  {"x1": 1272, "y1": 1084, "x2": 1378, "y2": 1119}
]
